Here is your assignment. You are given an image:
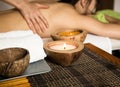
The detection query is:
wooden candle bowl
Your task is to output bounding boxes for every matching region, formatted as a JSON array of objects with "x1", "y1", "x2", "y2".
[
  {"x1": 51, "y1": 29, "x2": 87, "y2": 42},
  {"x1": 0, "y1": 48, "x2": 30, "y2": 77},
  {"x1": 44, "y1": 40, "x2": 84, "y2": 66}
]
